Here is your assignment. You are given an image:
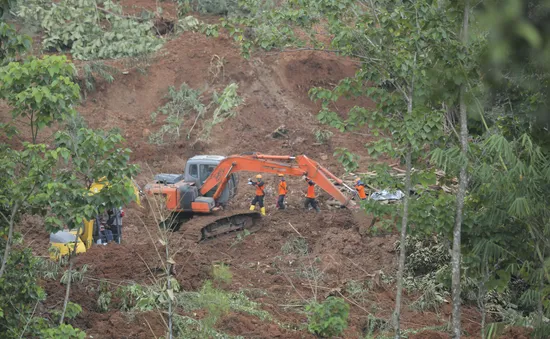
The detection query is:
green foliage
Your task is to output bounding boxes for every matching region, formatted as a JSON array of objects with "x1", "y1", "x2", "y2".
[
  {"x1": 0, "y1": 144, "x2": 57, "y2": 209},
  {"x1": 0, "y1": 0, "x2": 15, "y2": 17},
  {"x1": 393, "y1": 234, "x2": 451, "y2": 313},
  {"x1": 77, "y1": 61, "x2": 119, "y2": 99},
  {"x1": 313, "y1": 128, "x2": 333, "y2": 144},
  {"x1": 305, "y1": 296, "x2": 350, "y2": 338},
  {"x1": 177, "y1": 15, "x2": 201, "y2": 32},
  {"x1": 226, "y1": 290, "x2": 272, "y2": 321},
  {"x1": 229, "y1": 229, "x2": 250, "y2": 249},
  {"x1": 408, "y1": 279, "x2": 448, "y2": 313},
  {"x1": 480, "y1": 0, "x2": 550, "y2": 130},
  {"x1": 115, "y1": 283, "x2": 153, "y2": 311},
  {"x1": 400, "y1": 235, "x2": 450, "y2": 277},
  {"x1": 345, "y1": 279, "x2": 372, "y2": 299},
  {"x1": 362, "y1": 314, "x2": 390, "y2": 338},
  {"x1": 149, "y1": 83, "x2": 205, "y2": 144},
  {"x1": 43, "y1": 127, "x2": 139, "y2": 231},
  {"x1": 0, "y1": 22, "x2": 32, "y2": 65},
  {"x1": 60, "y1": 264, "x2": 87, "y2": 284},
  {"x1": 199, "y1": 83, "x2": 243, "y2": 140},
  {"x1": 0, "y1": 248, "x2": 46, "y2": 337},
  {"x1": 333, "y1": 148, "x2": 359, "y2": 173},
  {"x1": 408, "y1": 190, "x2": 456, "y2": 236},
  {"x1": 51, "y1": 302, "x2": 82, "y2": 322},
  {"x1": 97, "y1": 280, "x2": 112, "y2": 313},
  {"x1": 16, "y1": 0, "x2": 163, "y2": 60},
  {"x1": 219, "y1": 0, "x2": 320, "y2": 58},
  {"x1": 196, "y1": 0, "x2": 239, "y2": 15},
  {"x1": 150, "y1": 82, "x2": 242, "y2": 144},
  {"x1": 281, "y1": 236, "x2": 309, "y2": 256},
  {"x1": 172, "y1": 314, "x2": 243, "y2": 339},
  {"x1": 40, "y1": 324, "x2": 86, "y2": 339},
  {"x1": 177, "y1": 281, "x2": 272, "y2": 337},
  {"x1": 199, "y1": 23, "x2": 220, "y2": 37},
  {"x1": 198, "y1": 280, "x2": 231, "y2": 332},
  {"x1": 38, "y1": 254, "x2": 64, "y2": 280},
  {"x1": 212, "y1": 263, "x2": 233, "y2": 285},
  {"x1": 0, "y1": 55, "x2": 80, "y2": 142}
]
